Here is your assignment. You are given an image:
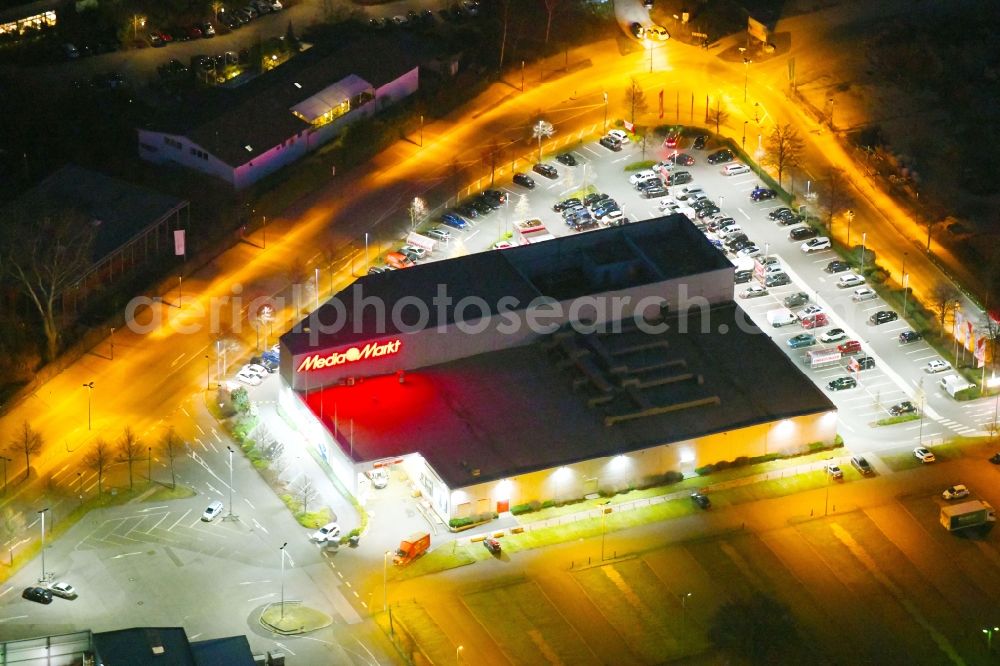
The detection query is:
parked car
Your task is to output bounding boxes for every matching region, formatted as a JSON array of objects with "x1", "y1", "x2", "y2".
[
  {"x1": 629, "y1": 21, "x2": 645, "y2": 38},
  {"x1": 750, "y1": 187, "x2": 777, "y2": 202},
  {"x1": 49, "y1": 581, "x2": 78, "y2": 599},
  {"x1": 740, "y1": 285, "x2": 768, "y2": 299},
  {"x1": 889, "y1": 401, "x2": 916, "y2": 416},
  {"x1": 784, "y1": 292, "x2": 809, "y2": 308},
  {"x1": 825, "y1": 260, "x2": 850, "y2": 273},
  {"x1": 787, "y1": 333, "x2": 816, "y2": 349},
  {"x1": 483, "y1": 537, "x2": 502, "y2": 554},
  {"x1": 22, "y1": 587, "x2": 53, "y2": 604},
  {"x1": 707, "y1": 149, "x2": 734, "y2": 164},
  {"x1": 850, "y1": 456, "x2": 874, "y2": 475},
  {"x1": 852, "y1": 287, "x2": 877, "y2": 302},
  {"x1": 898, "y1": 330, "x2": 922, "y2": 344},
  {"x1": 722, "y1": 163, "x2": 750, "y2": 176},
  {"x1": 513, "y1": 173, "x2": 536, "y2": 189},
  {"x1": 837, "y1": 340, "x2": 862, "y2": 354},
  {"x1": 819, "y1": 328, "x2": 847, "y2": 343},
  {"x1": 825, "y1": 464, "x2": 843, "y2": 479},
  {"x1": 201, "y1": 500, "x2": 224, "y2": 521},
  {"x1": 532, "y1": 163, "x2": 558, "y2": 179},
  {"x1": 942, "y1": 484, "x2": 970, "y2": 500},
  {"x1": 870, "y1": 310, "x2": 898, "y2": 325},
  {"x1": 201, "y1": 21, "x2": 216, "y2": 36},
  {"x1": 827, "y1": 376, "x2": 857, "y2": 391},
  {"x1": 440, "y1": 213, "x2": 469, "y2": 230},
  {"x1": 801, "y1": 237, "x2": 832, "y2": 253},
  {"x1": 553, "y1": 197, "x2": 581, "y2": 212},
  {"x1": 583, "y1": 192, "x2": 610, "y2": 207},
  {"x1": 789, "y1": 226, "x2": 818, "y2": 241},
  {"x1": 764, "y1": 272, "x2": 790, "y2": 288},
  {"x1": 768, "y1": 207, "x2": 794, "y2": 221},
  {"x1": 425, "y1": 228, "x2": 452, "y2": 242},
  {"x1": 800, "y1": 313, "x2": 829, "y2": 329},
  {"x1": 599, "y1": 135, "x2": 622, "y2": 151},
  {"x1": 924, "y1": 359, "x2": 950, "y2": 374},
  {"x1": 914, "y1": 447, "x2": 936, "y2": 463},
  {"x1": 734, "y1": 269, "x2": 753, "y2": 284},
  {"x1": 989, "y1": 452, "x2": 1000, "y2": 465},
  {"x1": 667, "y1": 152, "x2": 694, "y2": 166},
  {"x1": 647, "y1": 24, "x2": 669, "y2": 40},
  {"x1": 691, "y1": 492, "x2": 711, "y2": 509},
  {"x1": 235, "y1": 367, "x2": 261, "y2": 386},
  {"x1": 837, "y1": 273, "x2": 865, "y2": 288},
  {"x1": 607, "y1": 129, "x2": 630, "y2": 144},
  {"x1": 854, "y1": 355, "x2": 875, "y2": 370},
  {"x1": 556, "y1": 153, "x2": 577, "y2": 166},
  {"x1": 693, "y1": 134, "x2": 708, "y2": 150},
  {"x1": 666, "y1": 171, "x2": 693, "y2": 186},
  {"x1": 310, "y1": 521, "x2": 341, "y2": 542}
]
